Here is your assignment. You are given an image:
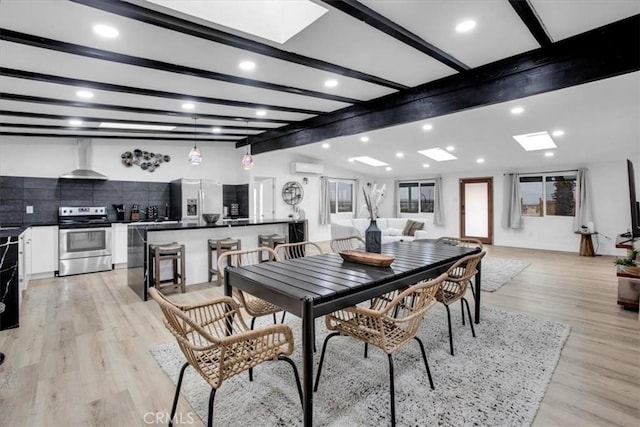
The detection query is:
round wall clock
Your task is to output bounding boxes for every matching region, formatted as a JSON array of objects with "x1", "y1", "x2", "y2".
[{"x1": 282, "y1": 181, "x2": 304, "y2": 205}]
